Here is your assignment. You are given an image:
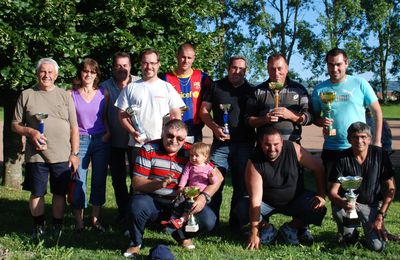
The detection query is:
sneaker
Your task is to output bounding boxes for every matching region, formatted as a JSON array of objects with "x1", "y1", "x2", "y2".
[
  {"x1": 31, "y1": 225, "x2": 45, "y2": 241},
  {"x1": 338, "y1": 229, "x2": 359, "y2": 245},
  {"x1": 51, "y1": 224, "x2": 62, "y2": 241},
  {"x1": 298, "y1": 228, "x2": 314, "y2": 245},
  {"x1": 279, "y1": 223, "x2": 300, "y2": 245},
  {"x1": 259, "y1": 224, "x2": 278, "y2": 245},
  {"x1": 123, "y1": 244, "x2": 141, "y2": 258}
]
